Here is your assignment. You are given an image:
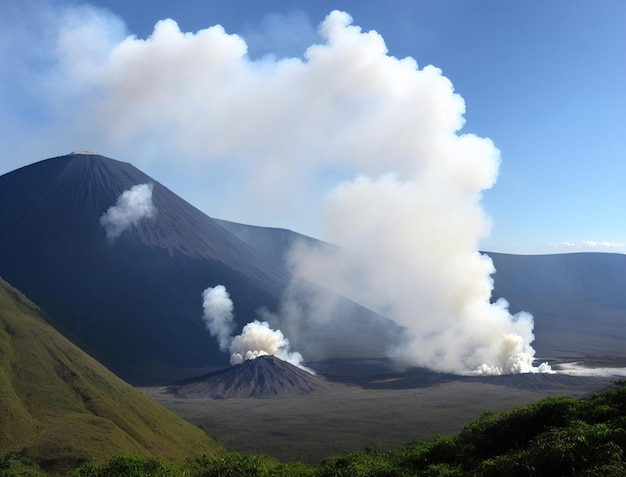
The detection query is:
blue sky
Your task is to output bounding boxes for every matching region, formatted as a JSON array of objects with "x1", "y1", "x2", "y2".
[{"x1": 1, "y1": 0, "x2": 625, "y2": 254}]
